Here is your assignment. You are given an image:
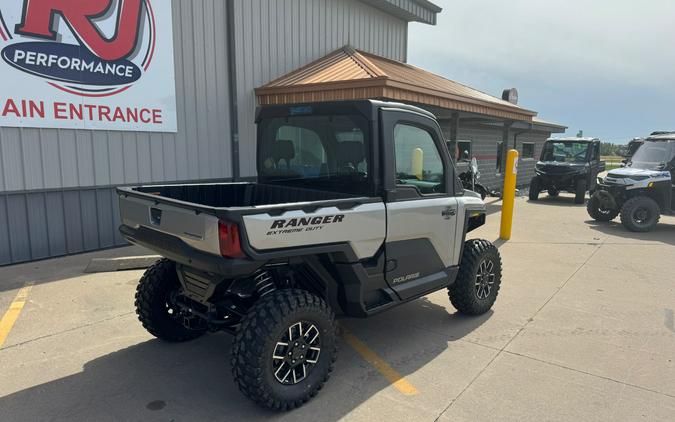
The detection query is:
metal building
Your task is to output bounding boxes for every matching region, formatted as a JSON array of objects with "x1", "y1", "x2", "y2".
[{"x1": 0, "y1": 0, "x2": 563, "y2": 266}]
